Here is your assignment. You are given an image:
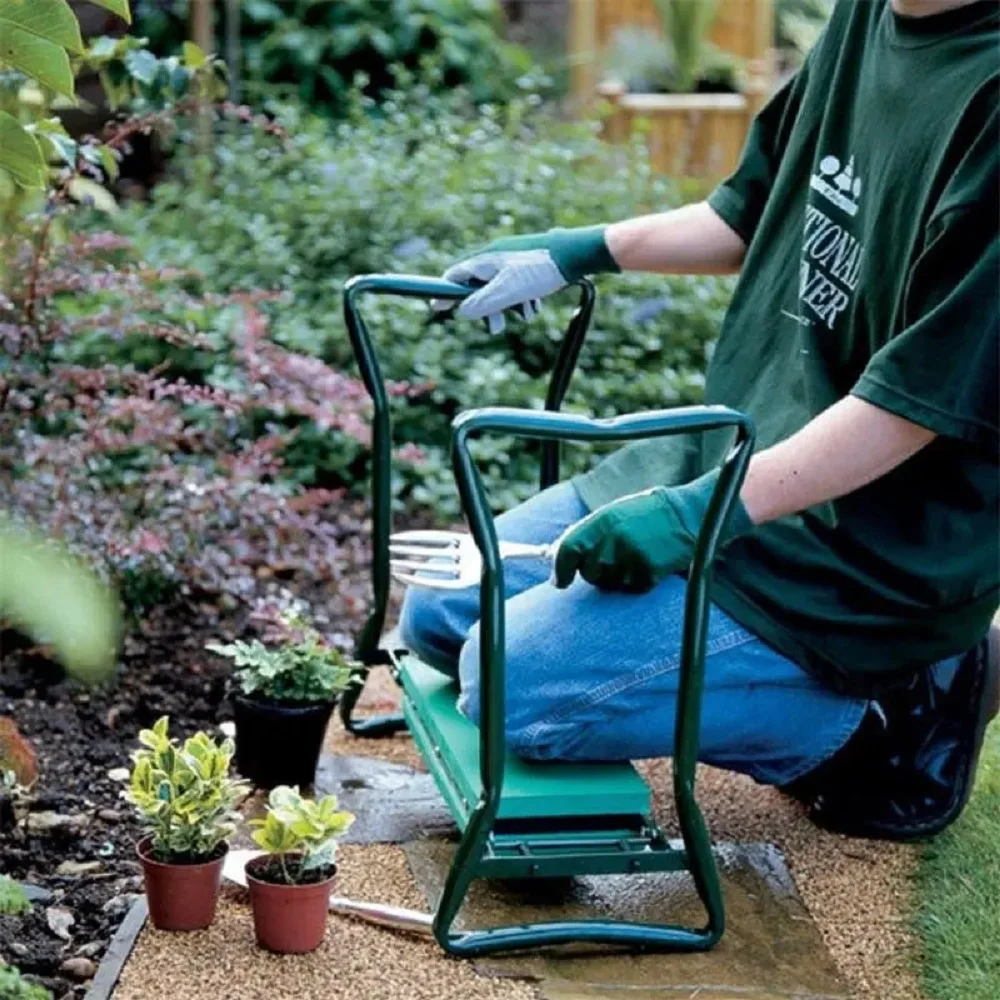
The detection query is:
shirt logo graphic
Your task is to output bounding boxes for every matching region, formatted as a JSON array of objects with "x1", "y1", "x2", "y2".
[{"x1": 810, "y1": 154, "x2": 862, "y2": 217}]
